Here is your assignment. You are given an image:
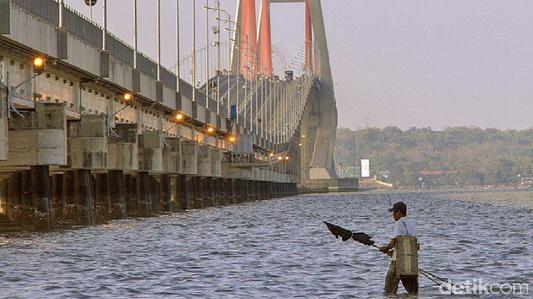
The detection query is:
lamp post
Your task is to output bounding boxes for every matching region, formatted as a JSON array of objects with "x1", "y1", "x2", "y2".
[
  {"x1": 237, "y1": 36, "x2": 253, "y2": 131},
  {"x1": 192, "y1": 1, "x2": 196, "y2": 102},
  {"x1": 216, "y1": 1, "x2": 221, "y2": 114},
  {"x1": 132, "y1": 0, "x2": 137, "y2": 69},
  {"x1": 157, "y1": 0, "x2": 161, "y2": 81},
  {"x1": 205, "y1": 4, "x2": 234, "y2": 117},
  {"x1": 107, "y1": 92, "x2": 134, "y2": 137},
  {"x1": 102, "y1": 0, "x2": 107, "y2": 51},
  {"x1": 213, "y1": 11, "x2": 237, "y2": 118},
  {"x1": 206, "y1": 0, "x2": 222, "y2": 114},
  {"x1": 176, "y1": 0, "x2": 181, "y2": 97},
  {"x1": 84, "y1": 0, "x2": 97, "y2": 21},
  {"x1": 205, "y1": 0, "x2": 209, "y2": 109}
]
